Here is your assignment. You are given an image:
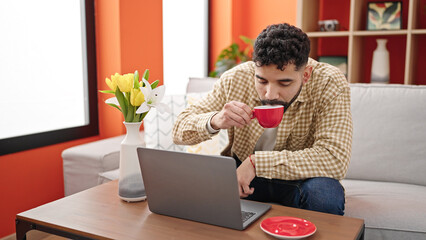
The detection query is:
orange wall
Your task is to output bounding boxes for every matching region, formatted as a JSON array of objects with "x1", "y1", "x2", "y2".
[
  {"x1": 96, "y1": 0, "x2": 124, "y2": 137},
  {"x1": 209, "y1": 0, "x2": 297, "y2": 71},
  {"x1": 209, "y1": 0, "x2": 232, "y2": 69},
  {"x1": 0, "y1": 0, "x2": 163, "y2": 237},
  {"x1": 119, "y1": 1, "x2": 163, "y2": 84},
  {"x1": 0, "y1": 136, "x2": 101, "y2": 237}
]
